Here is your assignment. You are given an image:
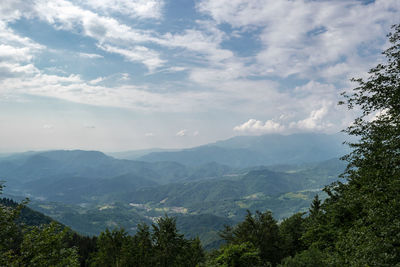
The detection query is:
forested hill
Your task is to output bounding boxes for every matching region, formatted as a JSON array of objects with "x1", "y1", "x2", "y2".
[{"x1": 0, "y1": 197, "x2": 53, "y2": 226}]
